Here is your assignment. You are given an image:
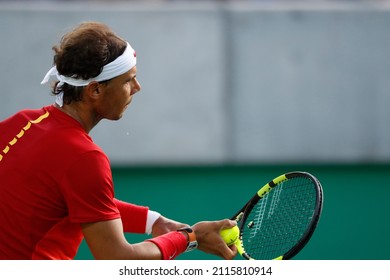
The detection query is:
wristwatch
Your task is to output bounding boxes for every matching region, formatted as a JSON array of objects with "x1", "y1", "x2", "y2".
[{"x1": 177, "y1": 227, "x2": 198, "y2": 252}]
